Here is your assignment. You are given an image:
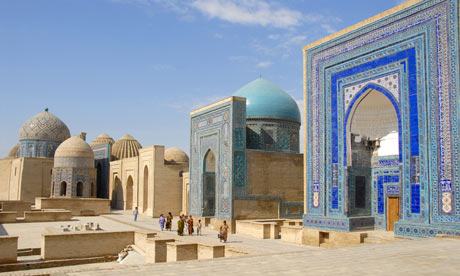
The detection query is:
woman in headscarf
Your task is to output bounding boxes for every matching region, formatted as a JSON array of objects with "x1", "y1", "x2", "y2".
[
  {"x1": 187, "y1": 215, "x2": 194, "y2": 235},
  {"x1": 166, "y1": 212, "x2": 173, "y2": 231},
  {"x1": 177, "y1": 215, "x2": 184, "y2": 236}
]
